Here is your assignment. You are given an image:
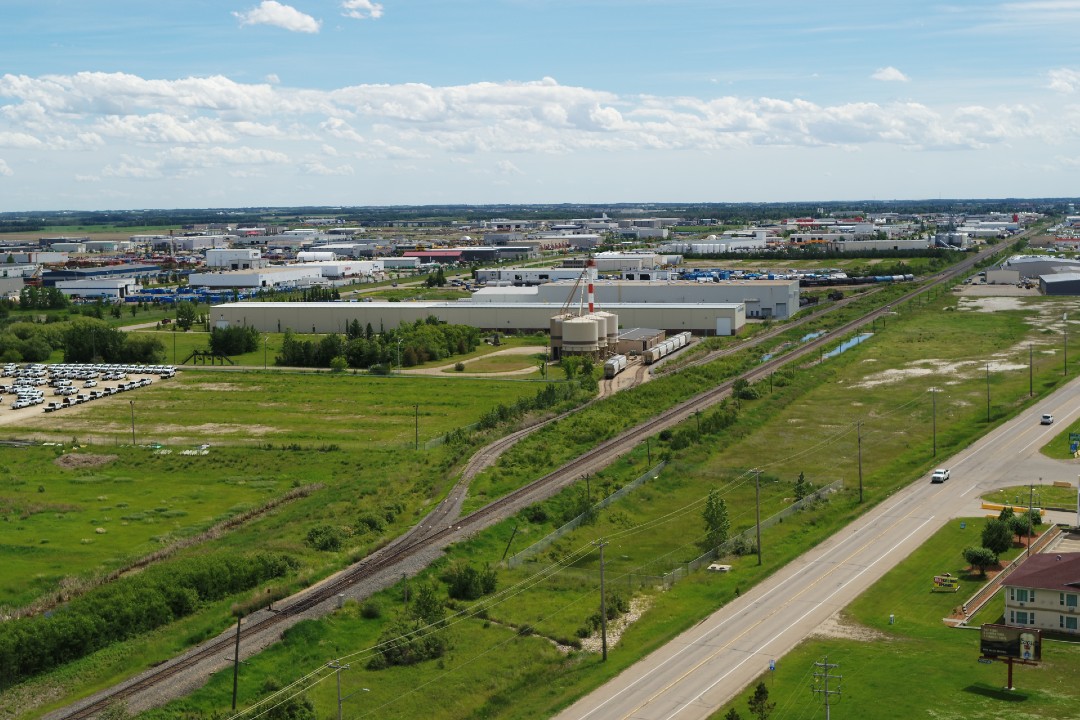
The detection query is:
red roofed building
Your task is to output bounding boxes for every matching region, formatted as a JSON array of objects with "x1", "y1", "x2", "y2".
[{"x1": 1003, "y1": 552, "x2": 1080, "y2": 635}]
